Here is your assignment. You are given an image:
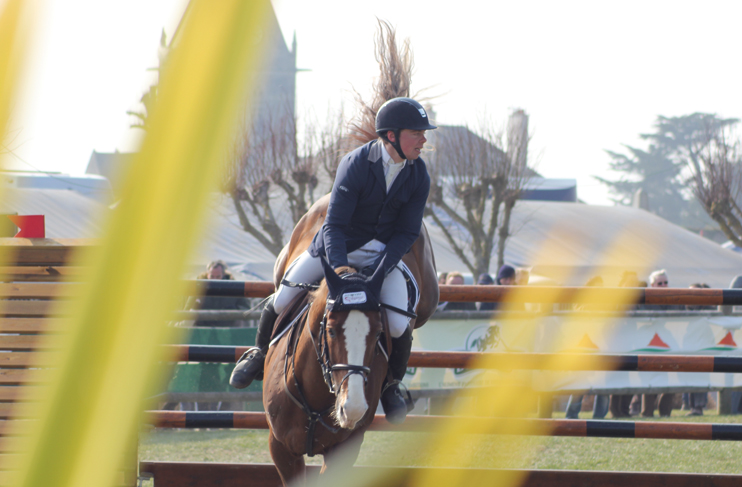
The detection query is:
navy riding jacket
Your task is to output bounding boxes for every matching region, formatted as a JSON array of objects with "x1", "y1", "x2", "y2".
[{"x1": 308, "y1": 139, "x2": 431, "y2": 276}]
